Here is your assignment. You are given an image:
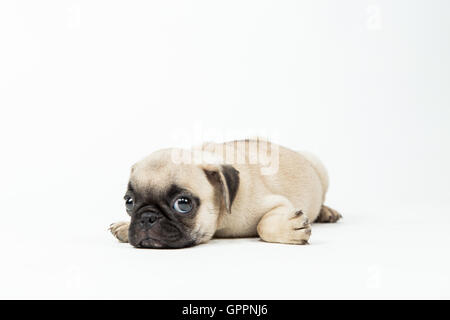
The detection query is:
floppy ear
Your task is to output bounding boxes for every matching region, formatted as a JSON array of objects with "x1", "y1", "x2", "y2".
[{"x1": 203, "y1": 165, "x2": 240, "y2": 214}]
